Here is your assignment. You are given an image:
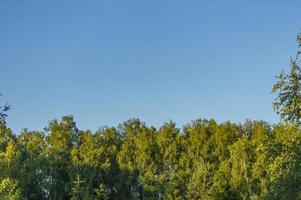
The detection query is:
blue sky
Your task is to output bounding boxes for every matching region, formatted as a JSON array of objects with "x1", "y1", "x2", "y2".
[{"x1": 1, "y1": 0, "x2": 300, "y2": 133}]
